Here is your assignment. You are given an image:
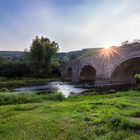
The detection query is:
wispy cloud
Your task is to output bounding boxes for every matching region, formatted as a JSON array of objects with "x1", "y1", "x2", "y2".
[{"x1": 0, "y1": 0, "x2": 140, "y2": 52}]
